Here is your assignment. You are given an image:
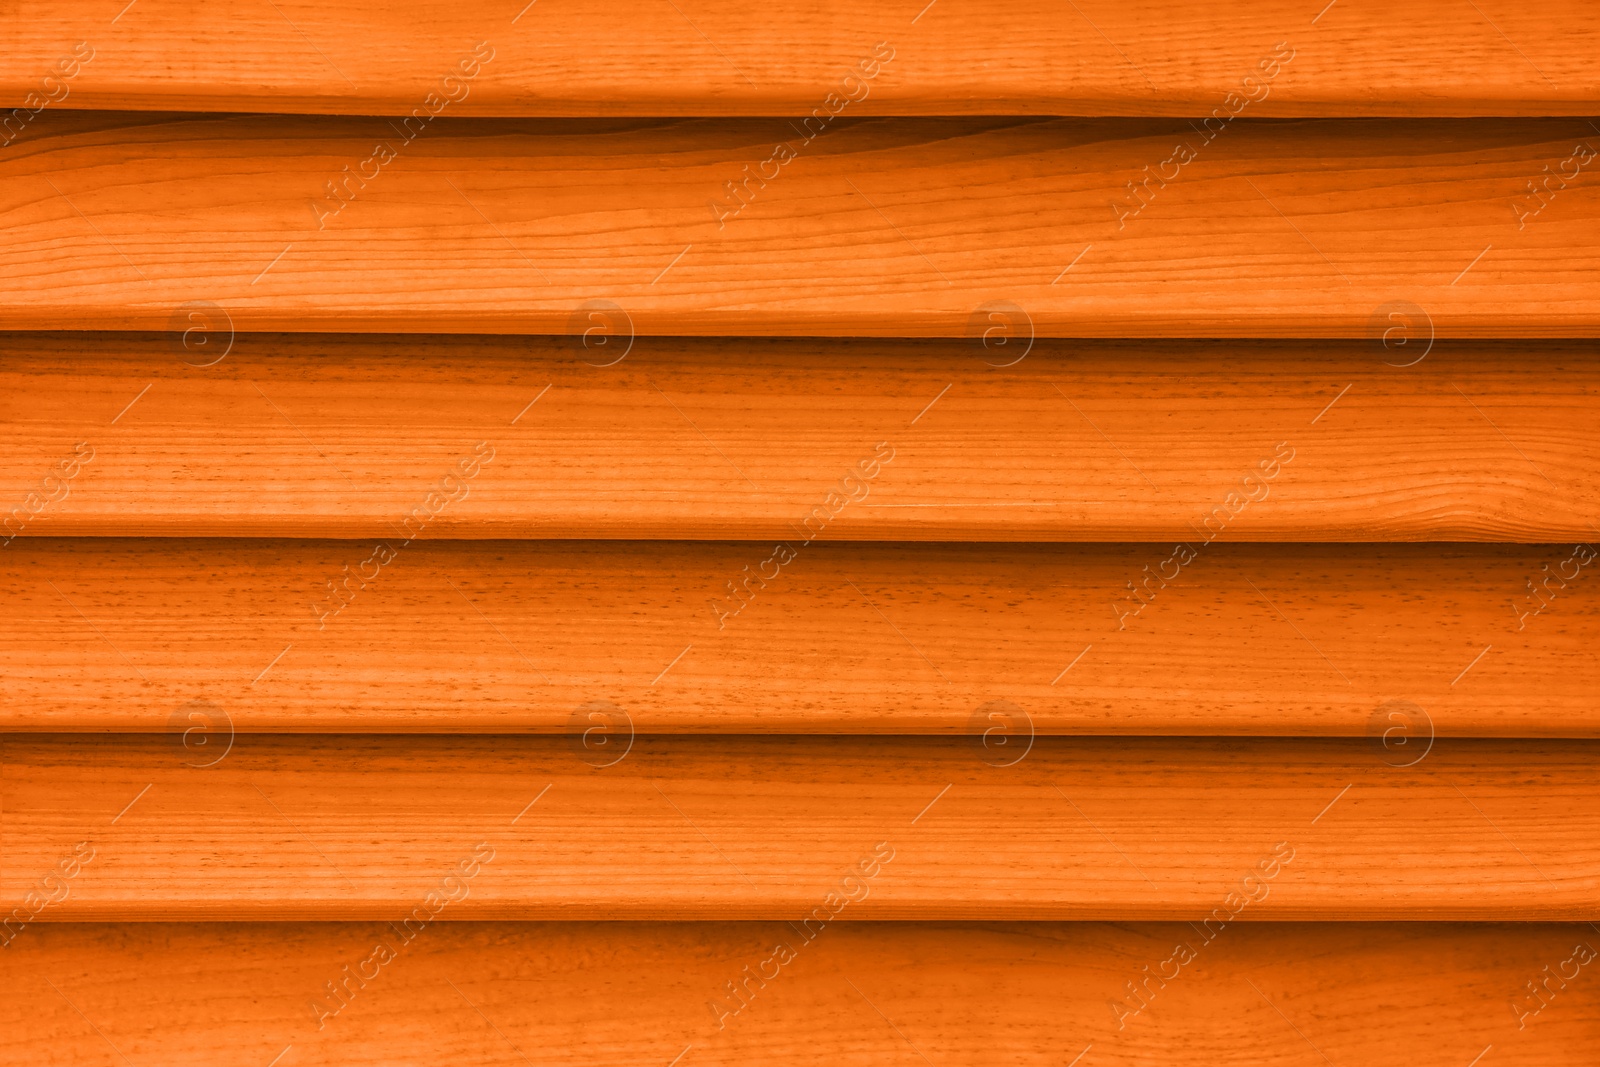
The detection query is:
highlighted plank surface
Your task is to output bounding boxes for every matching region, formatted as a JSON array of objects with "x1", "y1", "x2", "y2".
[
  {"x1": 5, "y1": 735, "x2": 1597, "y2": 920},
  {"x1": 1, "y1": 922, "x2": 1593, "y2": 1065},
  {"x1": 2, "y1": 117, "x2": 1596, "y2": 335},
  {"x1": 2, "y1": 335, "x2": 1594, "y2": 541},
  {"x1": 3, "y1": 540, "x2": 1596, "y2": 735},
  {"x1": 2, "y1": 1, "x2": 1595, "y2": 117}
]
